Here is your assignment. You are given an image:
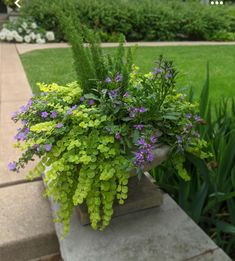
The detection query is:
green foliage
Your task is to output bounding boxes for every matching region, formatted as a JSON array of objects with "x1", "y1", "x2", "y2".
[
  {"x1": 151, "y1": 72, "x2": 235, "y2": 258},
  {"x1": 10, "y1": 15, "x2": 208, "y2": 236},
  {"x1": 20, "y1": 0, "x2": 235, "y2": 41}
]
